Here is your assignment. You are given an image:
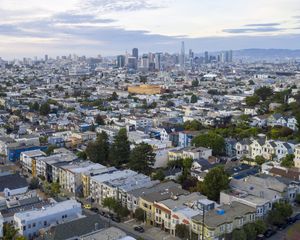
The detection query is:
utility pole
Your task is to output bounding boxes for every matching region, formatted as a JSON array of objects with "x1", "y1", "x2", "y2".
[{"x1": 202, "y1": 207, "x2": 205, "y2": 240}]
